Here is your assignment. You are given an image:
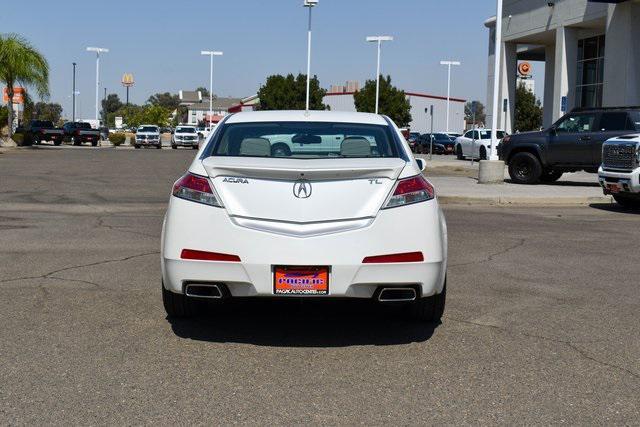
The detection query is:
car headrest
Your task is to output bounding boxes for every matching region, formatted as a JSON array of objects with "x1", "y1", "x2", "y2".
[
  {"x1": 239, "y1": 138, "x2": 271, "y2": 156},
  {"x1": 340, "y1": 137, "x2": 372, "y2": 157}
]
